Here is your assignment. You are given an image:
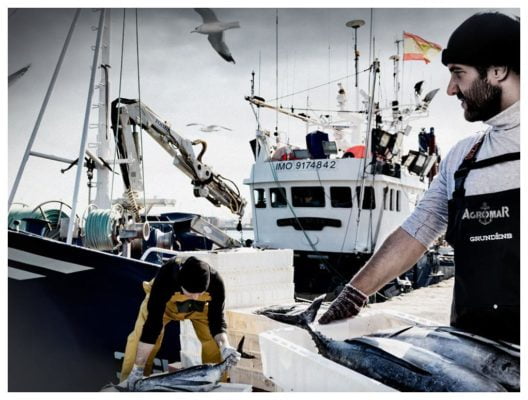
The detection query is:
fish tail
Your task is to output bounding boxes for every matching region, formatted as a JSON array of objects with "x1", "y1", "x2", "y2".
[
  {"x1": 237, "y1": 336, "x2": 256, "y2": 359},
  {"x1": 299, "y1": 294, "x2": 325, "y2": 326},
  {"x1": 100, "y1": 383, "x2": 127, "y2": 392}
]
